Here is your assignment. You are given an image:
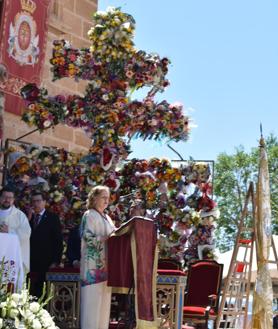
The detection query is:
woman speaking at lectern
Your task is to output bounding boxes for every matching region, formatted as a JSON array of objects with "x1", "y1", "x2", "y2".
[{"x1": 80, "y1": 185, "x2": 115, "y2": 329}]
